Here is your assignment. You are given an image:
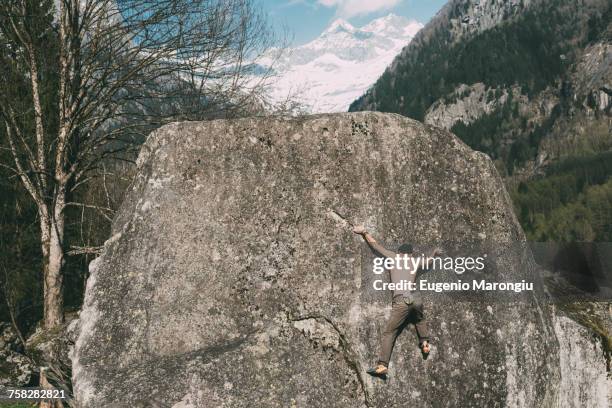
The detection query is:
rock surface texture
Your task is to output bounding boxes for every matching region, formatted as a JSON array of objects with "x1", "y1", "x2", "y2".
[
  {"x1": 73, "y1": 112, "x2": 601, "y2": 407},
  {"x1": 0, "y1": 323, "x2": 33, "y2": 387},
  {"x1": 553, "y1": 314, "x2": 609, "y2": 408}
]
